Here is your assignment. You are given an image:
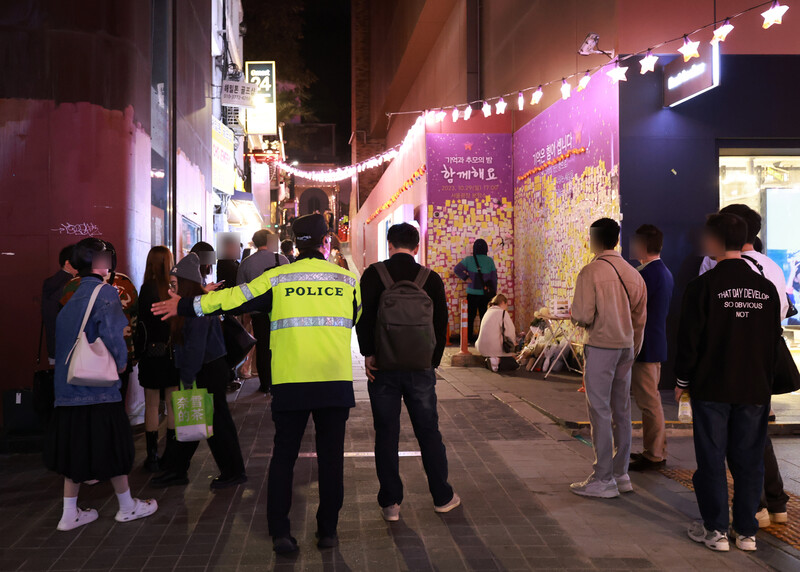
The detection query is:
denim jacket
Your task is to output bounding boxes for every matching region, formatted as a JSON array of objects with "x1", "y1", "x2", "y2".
[
  {"x1": 54, "y1": 276, "x2": 129, "y2": 407},
  {"x1": 173, "y1": 315, "x2": 226, "y2": 386}
]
